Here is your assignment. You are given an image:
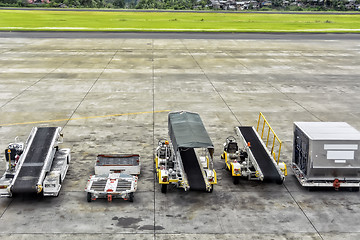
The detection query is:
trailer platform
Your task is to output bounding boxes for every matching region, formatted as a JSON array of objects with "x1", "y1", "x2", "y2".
[{"x1": 85, "y1": 154, "x2": 140, "y2": 202}]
